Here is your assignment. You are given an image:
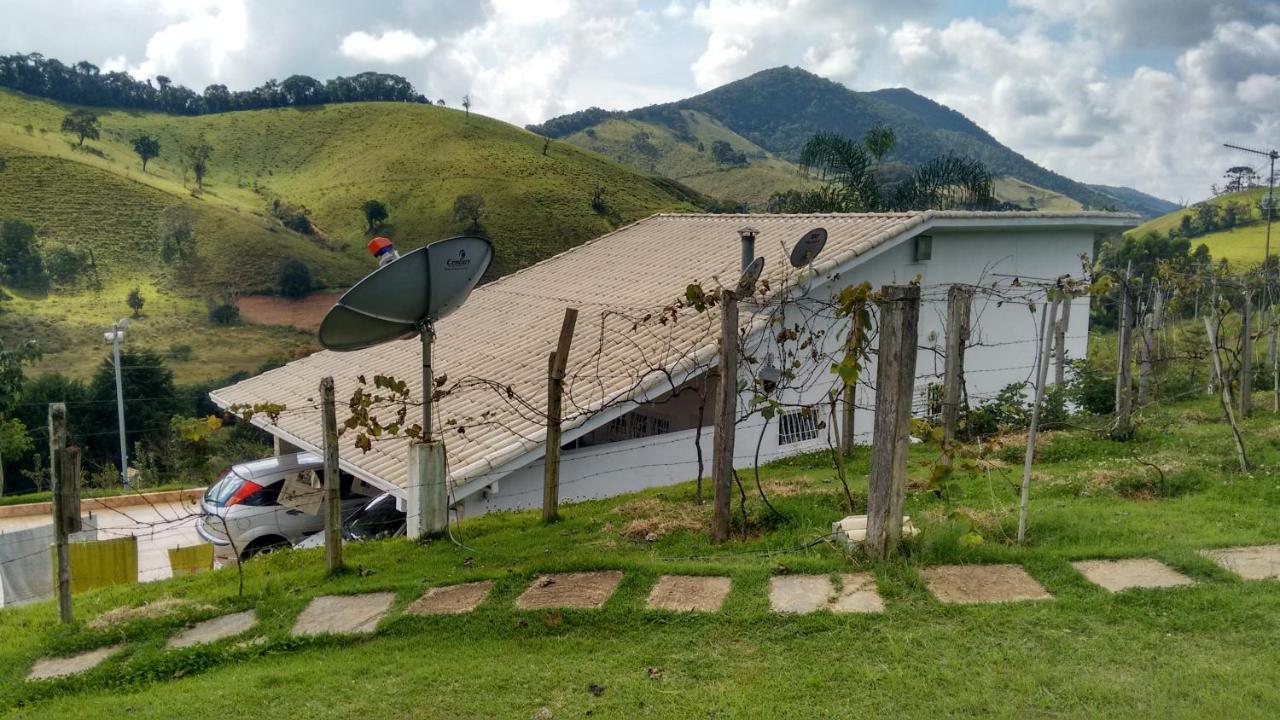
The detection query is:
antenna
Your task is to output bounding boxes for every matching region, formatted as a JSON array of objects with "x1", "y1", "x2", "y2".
[
  {"x1": 790, "y1": 227, "x2": 827, "y2": 268},
  {"x1": 319, "y1": 235, "x2": 493, "y2": 440},
  {"x1": 1223, "y1": 142, "x2": 1278, "y2": 263}
]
